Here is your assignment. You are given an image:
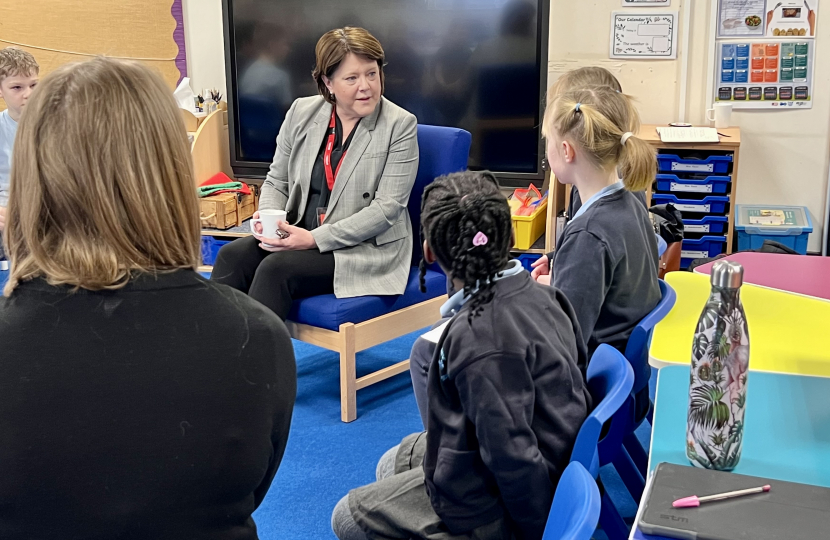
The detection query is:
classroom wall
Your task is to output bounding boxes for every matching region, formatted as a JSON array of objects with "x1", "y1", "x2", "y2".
[
  {"x1": 549, "y1": 0, "x2": 830, "y2": 253},
  {"x1": 186, "y1": 0, "x2": 829, "y2": 252},
  {"x1": 0, "y1": 0, "x2": 184, "y2": 101},
  {"x1": 182, "y1": 0, "x2": 228, "y2": 99}
]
